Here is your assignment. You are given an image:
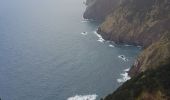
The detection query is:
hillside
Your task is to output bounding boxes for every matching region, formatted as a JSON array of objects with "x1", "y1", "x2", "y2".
[
  {"x1": 83, "y1": 0, "x2": 125, "y2": 20},
  {"x1": 103, "y1": 62, "x2": 170, "y2": 100},
  {"x1": 97, "y1": 0, "x2": 170, "y2": 76},
  {"x1": 84, "y1": 0, "x2": 170, "y2": 99}
]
